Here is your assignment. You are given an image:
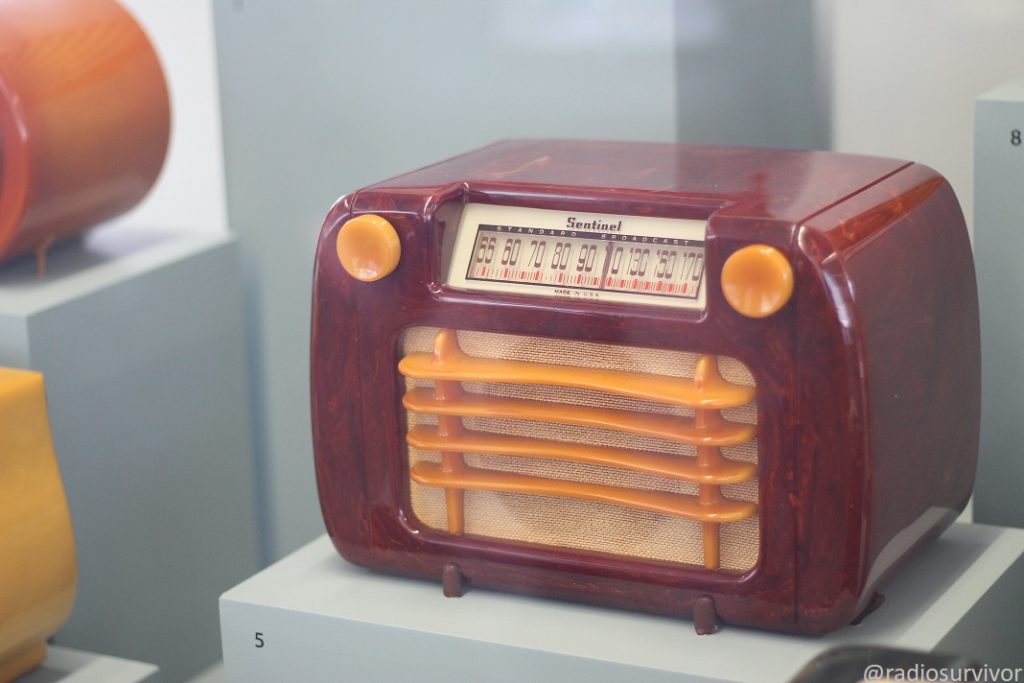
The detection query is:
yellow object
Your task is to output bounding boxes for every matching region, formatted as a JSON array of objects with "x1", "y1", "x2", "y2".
[
  {"x1": 720, "y1": 244, "x2": 793, "y2": 318},
  {"x1": 335, "y1": 214, "x2": 401, "y2": 281},
  {"x1": 0, "y1": 368, "x2": 76, "y2": 683}
]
